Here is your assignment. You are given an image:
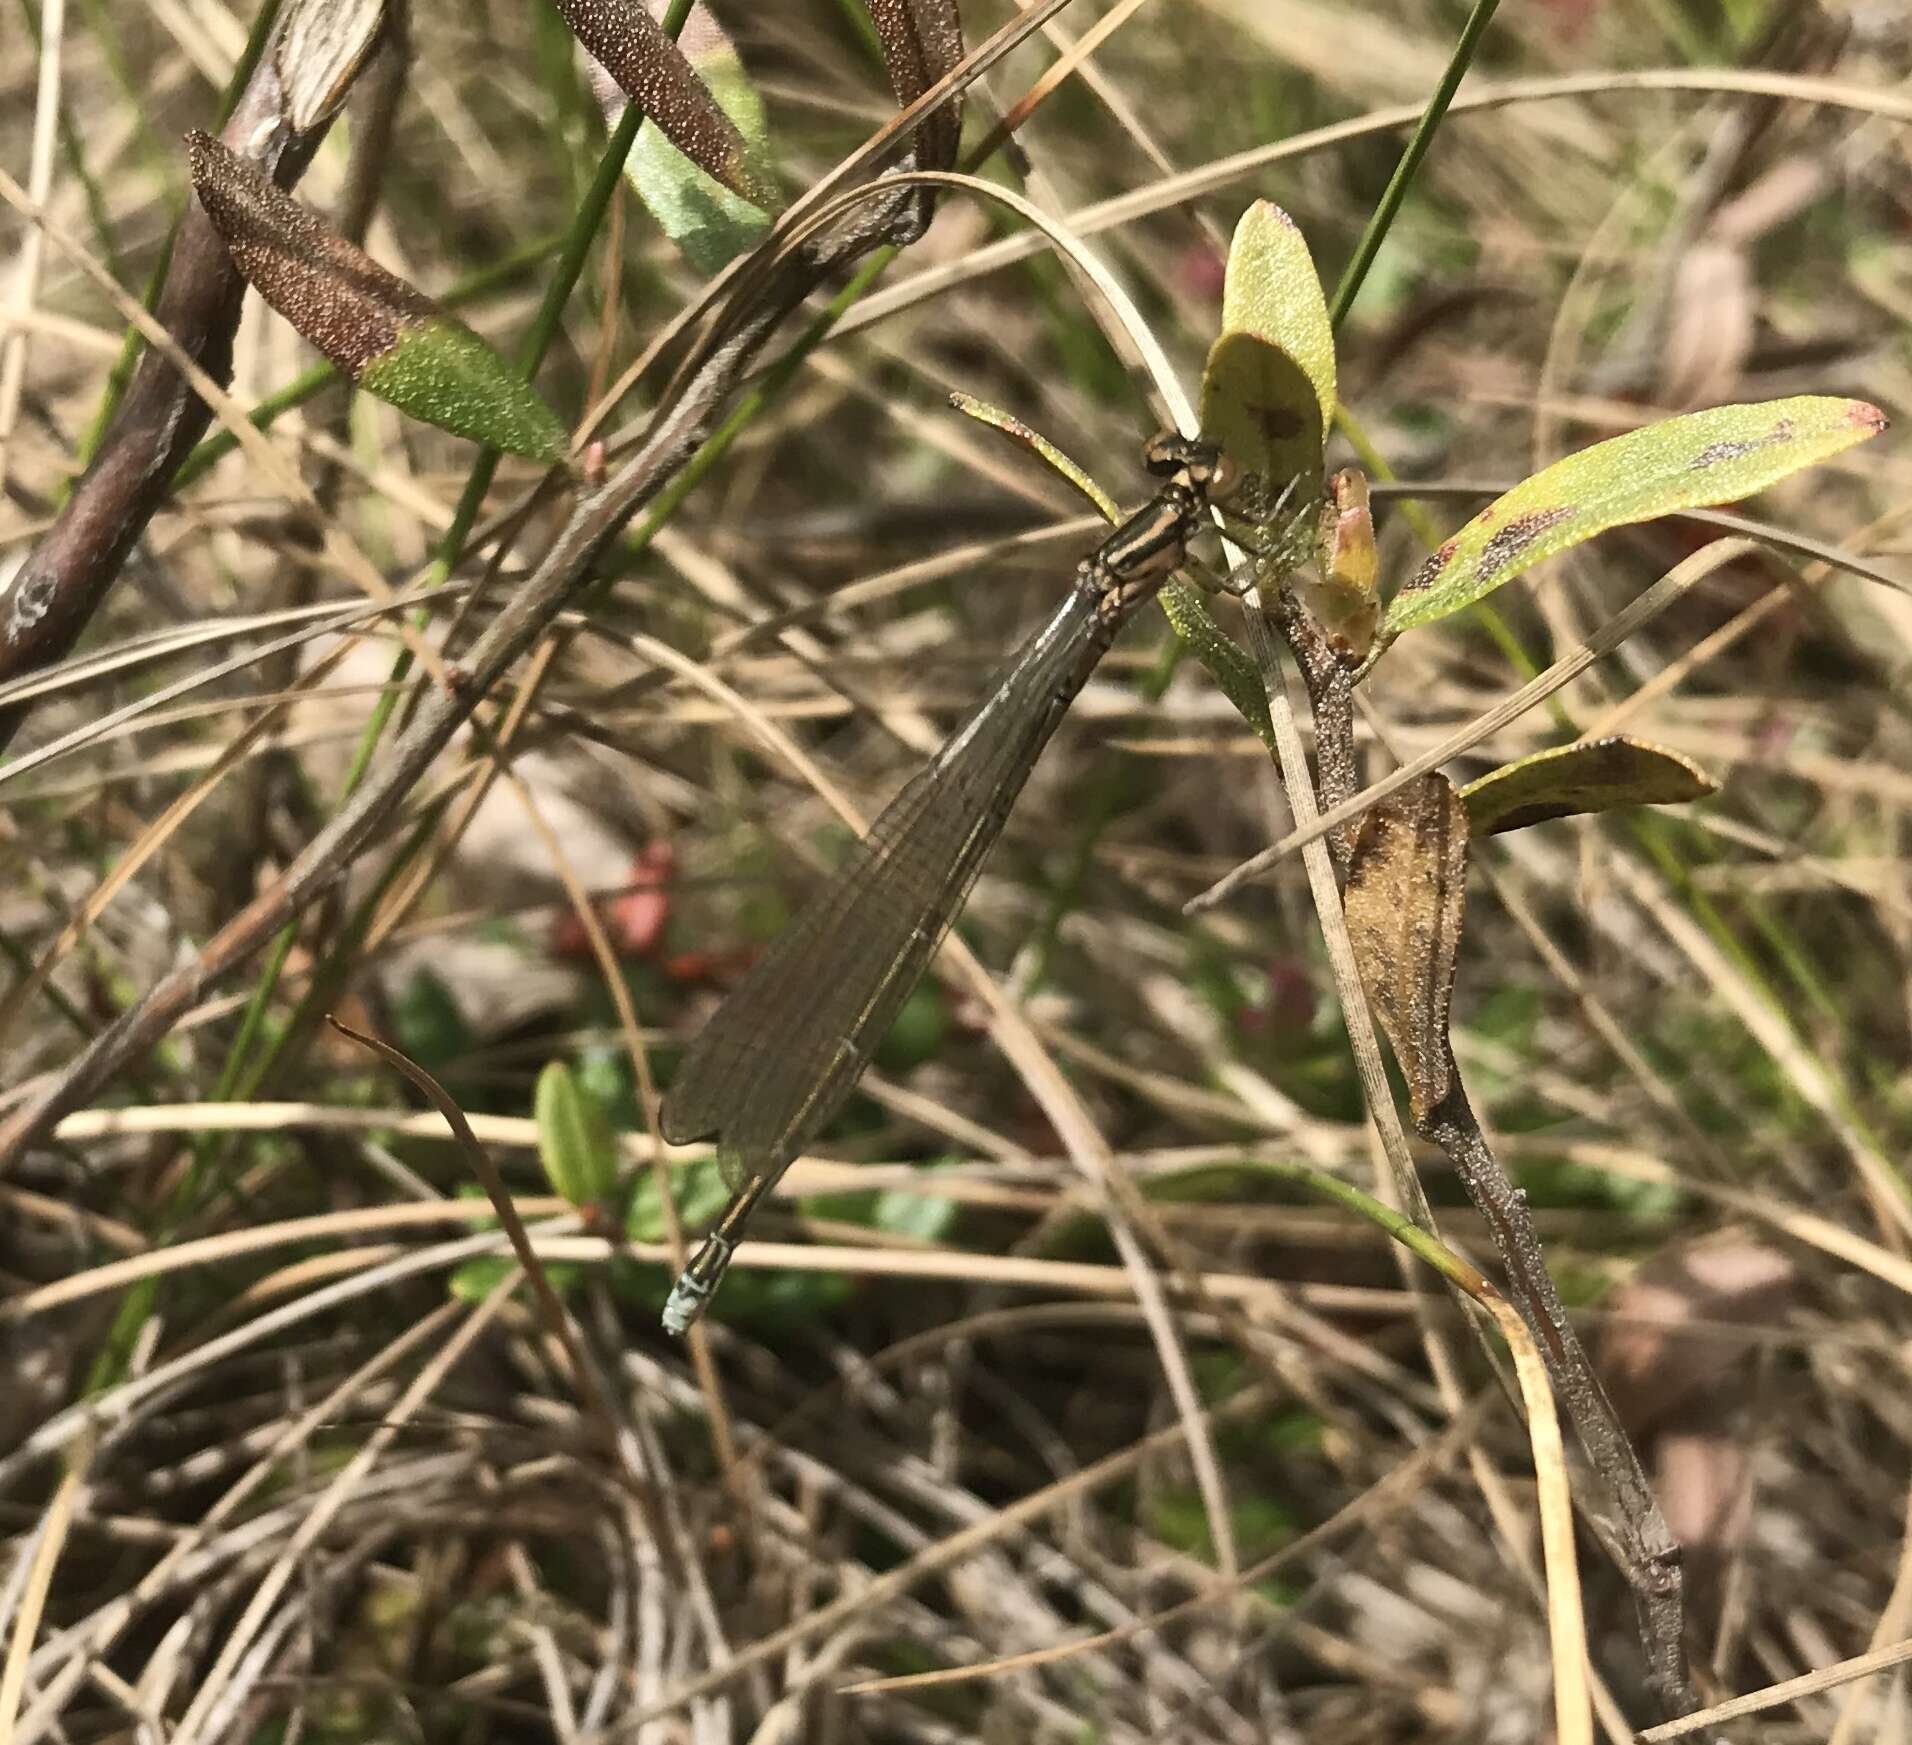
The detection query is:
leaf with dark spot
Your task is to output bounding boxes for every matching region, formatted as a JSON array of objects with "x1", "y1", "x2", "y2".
[
  {"x1": 1199, "y1": 202, "x2": 1335, "y2": 551},
  {"x1": 1461, "y1": 737, "x2": 1716, "y2": 836},
  {"x1": 188, "y1": 132, "x2": 567, "y2": 460},
  {"x1": 1385, "y1": 395, "x2": 1886, "y2": 636},
  {"x1": 554, "y1": 0, "x2": 778, "y2": 209},
  {"x1": 1342, "y1": 774, "x2": 1469, "y2": 1124}
]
